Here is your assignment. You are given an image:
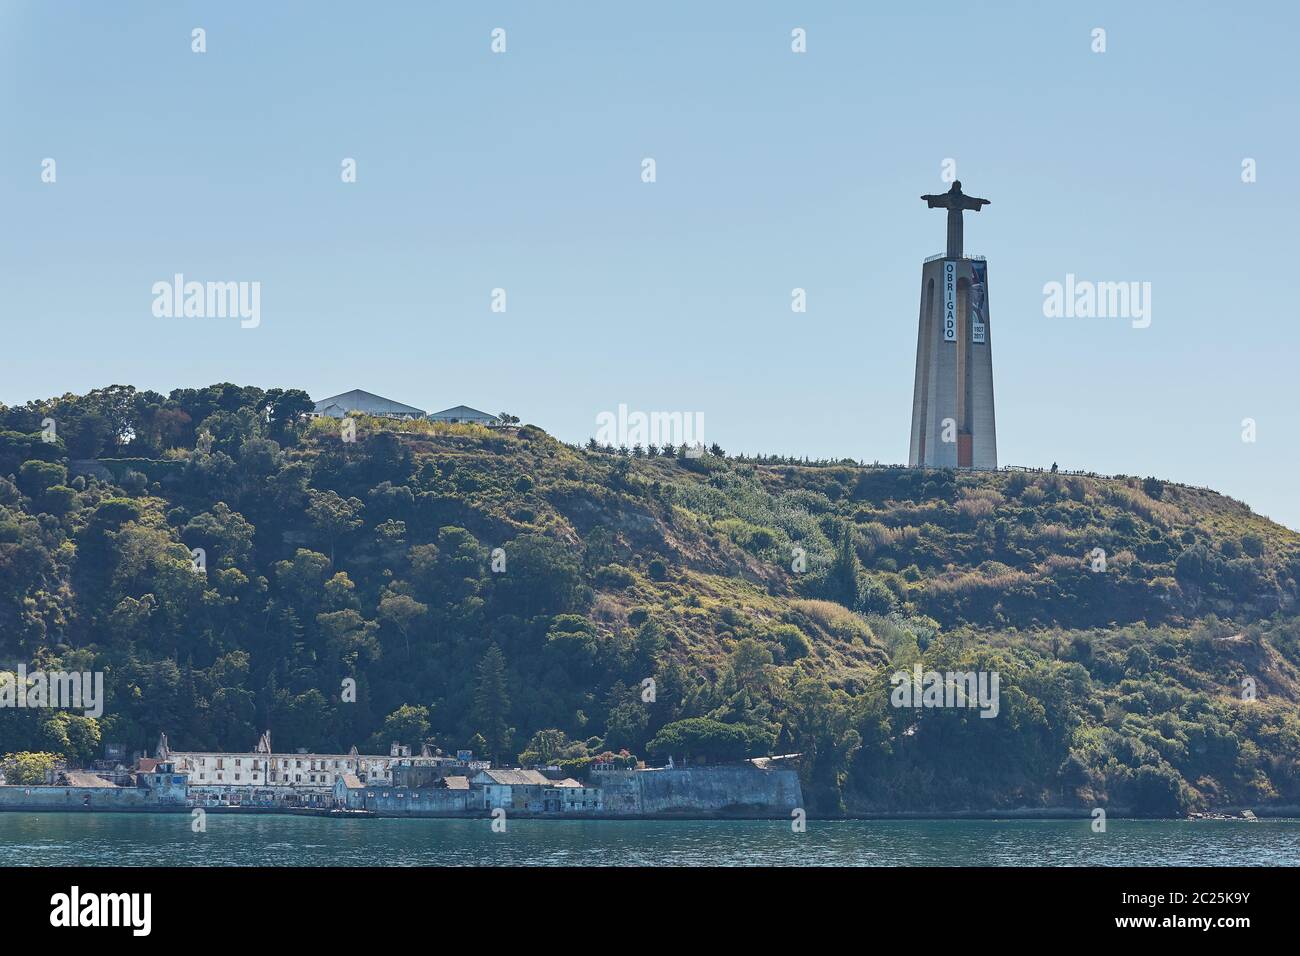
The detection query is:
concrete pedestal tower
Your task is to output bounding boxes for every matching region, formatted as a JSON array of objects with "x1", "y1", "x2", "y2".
[{"x1": 908, "y1": 180, "x2": 997, "y2": 470}]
